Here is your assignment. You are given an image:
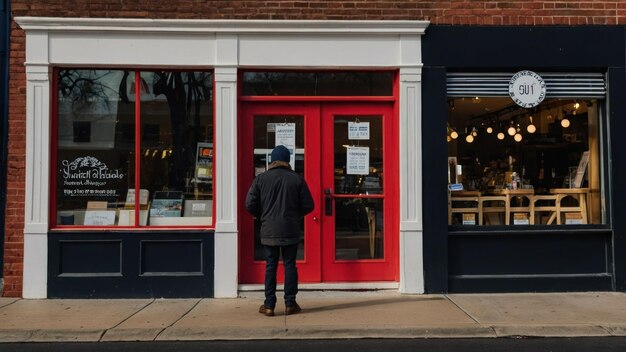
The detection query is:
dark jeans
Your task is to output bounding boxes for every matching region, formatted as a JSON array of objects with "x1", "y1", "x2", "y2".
[{"x1": 263, "y1": 244, "x2": 299, "y2": 308}]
